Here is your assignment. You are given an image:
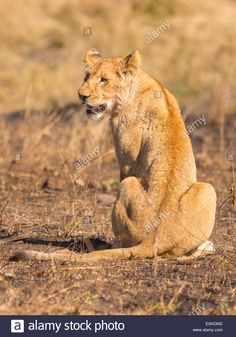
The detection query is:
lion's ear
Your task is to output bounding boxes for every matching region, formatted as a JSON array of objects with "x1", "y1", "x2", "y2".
[
  {"x1": 123, "y1": 50, "x2": 141, "y2": 74},
  {"x1": 83, "y1": 48, "x2": 102, "y2": 66}
]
